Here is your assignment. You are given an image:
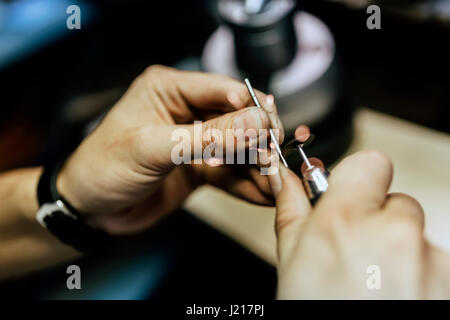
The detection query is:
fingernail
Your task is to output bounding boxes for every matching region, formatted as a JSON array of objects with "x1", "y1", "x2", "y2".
[
  {"x1": 295, "y1": 125, "x2": 310, "y2": 142},
  {"x1": 266, "y1": 94, "x2": 274, "y2": 106}
]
